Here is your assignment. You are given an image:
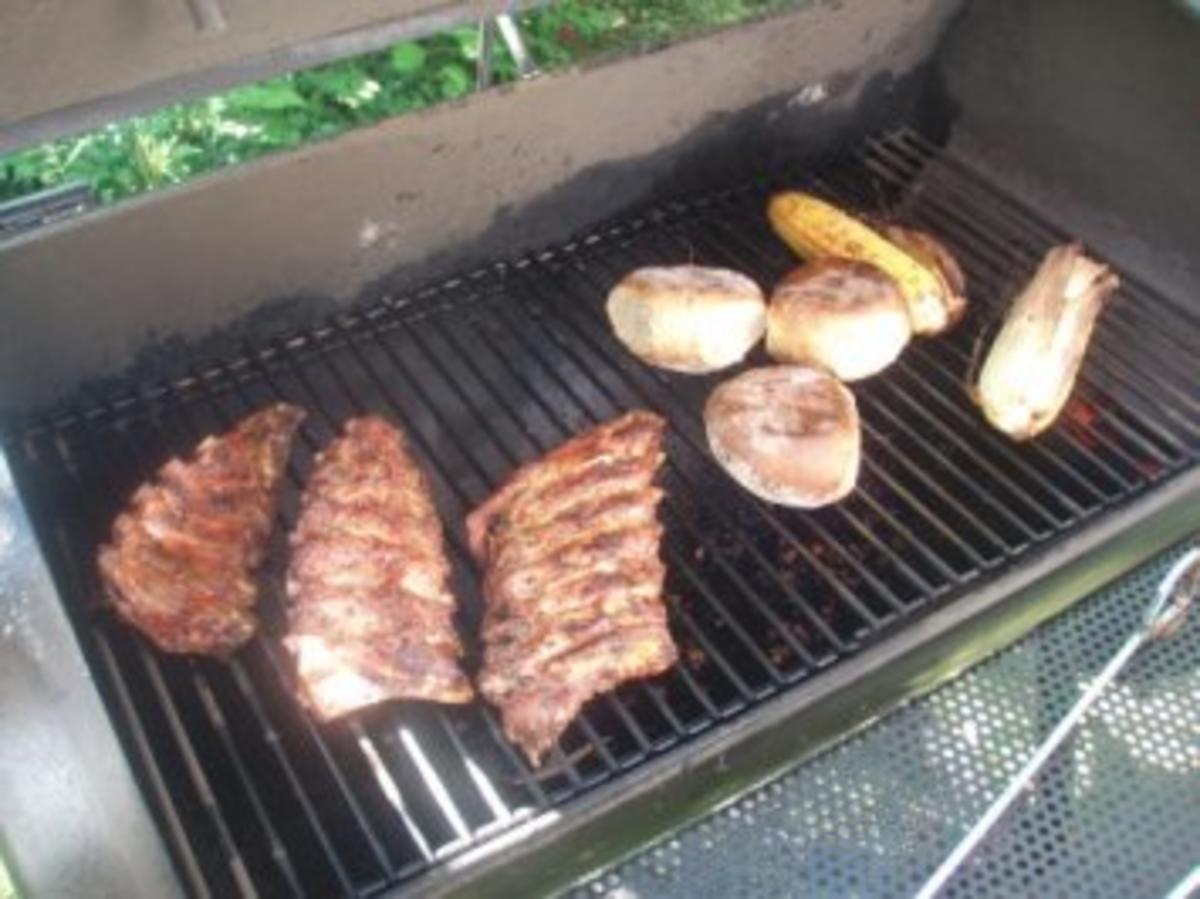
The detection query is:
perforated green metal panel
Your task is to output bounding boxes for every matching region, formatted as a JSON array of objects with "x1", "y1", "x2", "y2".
[{"x1": 575, "y1": 541, "x2": 1200, "y2": 898}]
